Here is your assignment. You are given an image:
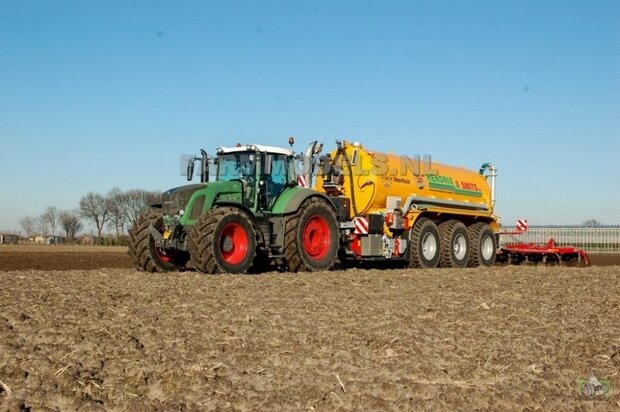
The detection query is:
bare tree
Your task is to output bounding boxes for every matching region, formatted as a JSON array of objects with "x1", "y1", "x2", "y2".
[
  {"x1": 41, "y1": 206, "x2": 60, "y2": 237},
  {"x1": 59, "y1": 210, "x2": 83, "y2": 241},
  {"x1": 19, "y1": 216, "x2": 37, "y2": 238},
  {"x1": 37, "y1": 216, "x2": 50, "y2": 236},
  {"x1": 79, "y1": 192, "x2": 110, "y2": 241},
  {"x1": 122, "y1": 189, "x2": 161, "y2": 224},
  {"x1": 106, "y1": 187, "x2": 128, "y2": 238}
]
